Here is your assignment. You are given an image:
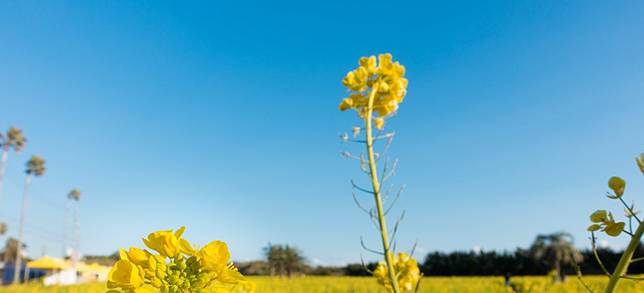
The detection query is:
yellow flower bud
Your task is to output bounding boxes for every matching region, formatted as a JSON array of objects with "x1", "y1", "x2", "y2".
[
  {"x1": 359, "y1": 56, "x2": 377, "y2": 74},
  {"x1": 352, "y1": 127, "x2": 361, "y2": 138},
  {"x1": 587, "y1": 224, "x2": 601, "y2": 232},
  {"x1": 375, "y1": 117, "x2": 385, "y2": 130},
  {"x1": 603, "y1": 221, "x2": 625, "y2": 237},
  {"x1": 590, "y1": 210, "x2": 608, "y2": 223},
  {"x1": 636, "y1": 153, "x2": 644, "y2": 174},
  {"x1": 339, "y1": 98, "x2": 353, "y2": 111},
  {"x1": 608, "y1": 176, "x2": 625, "y2": 197}
]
